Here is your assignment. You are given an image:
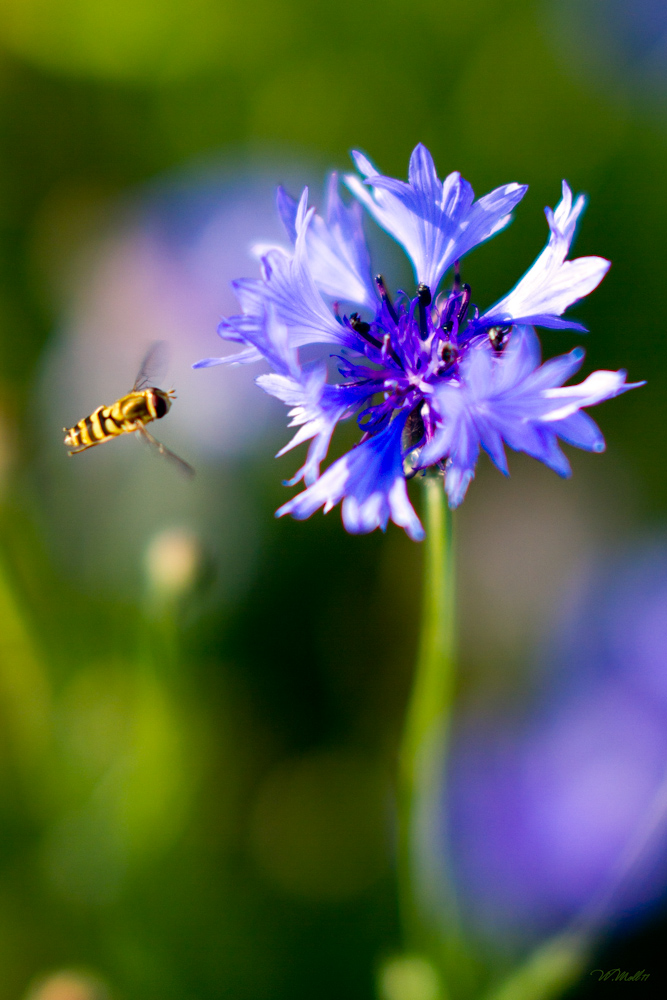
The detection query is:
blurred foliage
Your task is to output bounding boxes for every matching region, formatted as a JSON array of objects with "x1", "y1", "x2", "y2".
[{"x1": 0, "y1": 0, "x2": 664, "y2": 997}]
